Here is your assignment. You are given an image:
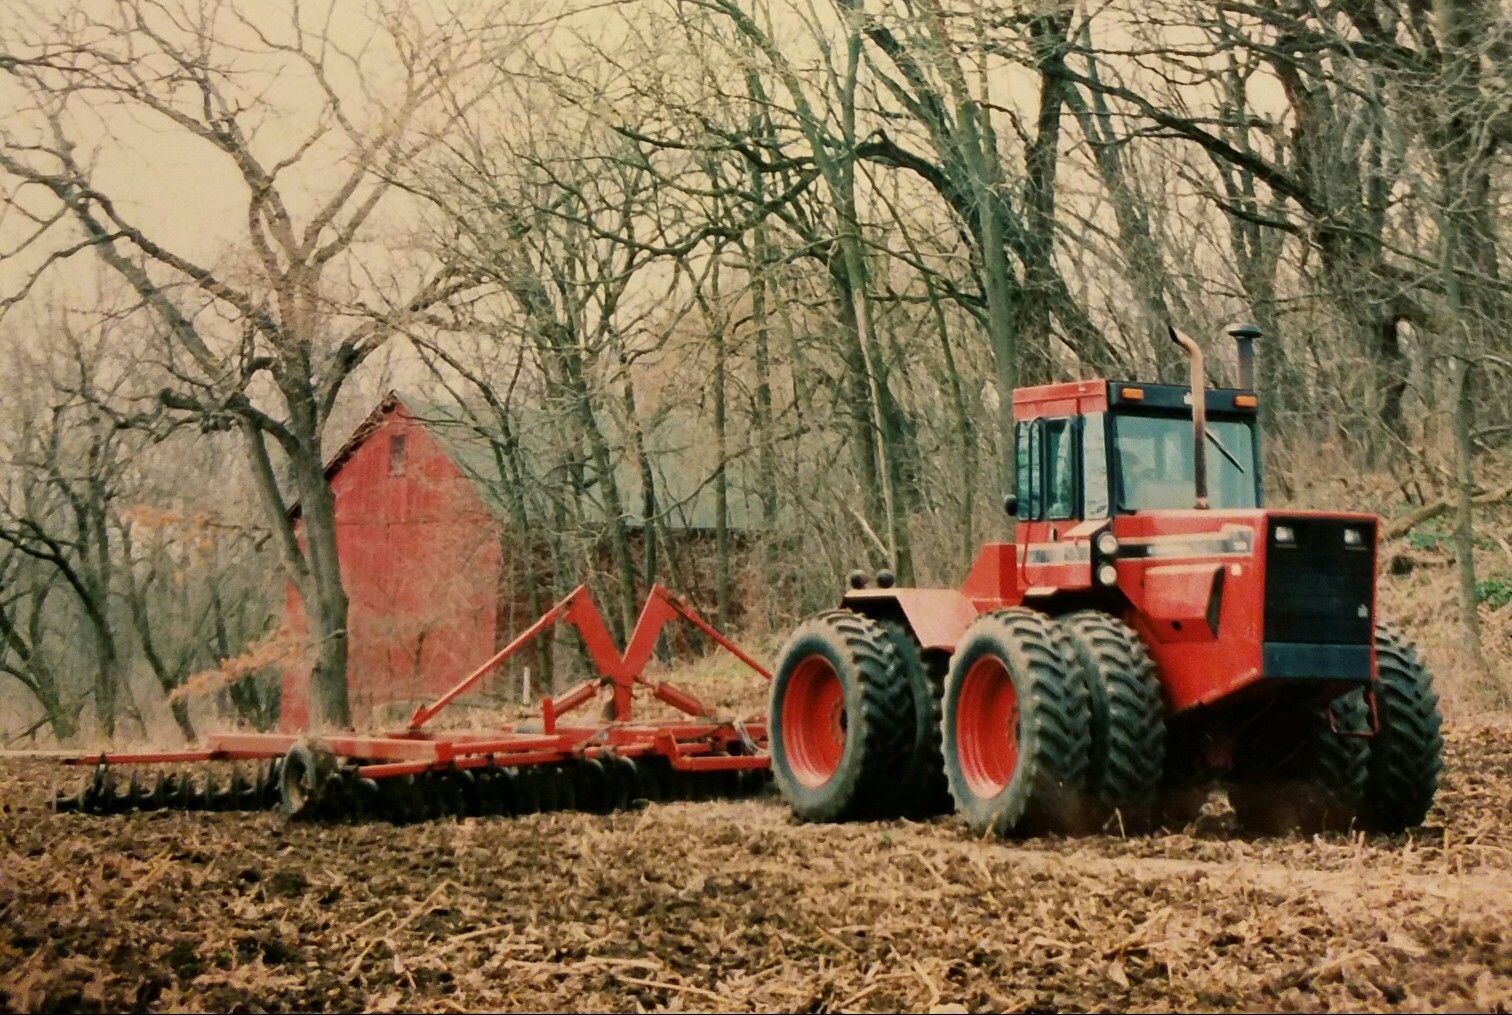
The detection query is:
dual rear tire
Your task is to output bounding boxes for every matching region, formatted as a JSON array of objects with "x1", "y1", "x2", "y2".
[{"x1": 767, "y1": 610, "x2": 958, "y2": 823}]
